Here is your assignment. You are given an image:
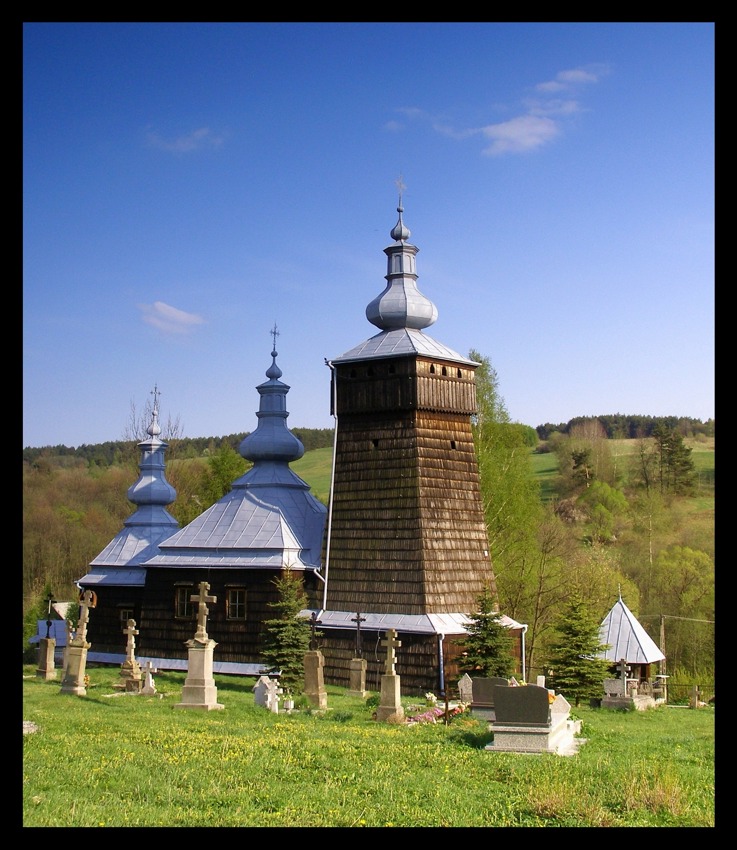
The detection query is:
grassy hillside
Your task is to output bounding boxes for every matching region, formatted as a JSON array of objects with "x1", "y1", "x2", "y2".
[
  {"x1": 293, "y1": 438, "x2": 715, "y2": 504},
  {"x1": 290, "y1": 446, "x2": 333, "y2": 504}
]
